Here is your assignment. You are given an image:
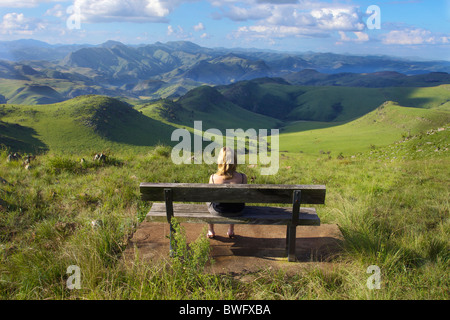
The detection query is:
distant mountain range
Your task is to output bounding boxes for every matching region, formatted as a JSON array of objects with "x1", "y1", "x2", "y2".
[{"x1": 0, "y1": 39, "x2": 450, "y2": 104}]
